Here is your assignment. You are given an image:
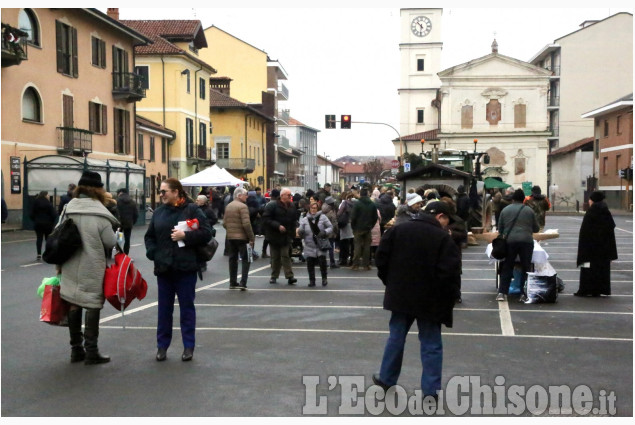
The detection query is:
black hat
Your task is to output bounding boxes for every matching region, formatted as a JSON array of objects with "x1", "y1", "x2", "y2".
[
  {"x1": 271, "y1": 189, "x2": 280, "y2": 198},
  {"x1": 324, "y1": 183, "x2": 331, "y2": 187},
  {"x1": 531, "y1": 185, "x2": 542, "y2": 195},
  {"x1": 78, "y1": 171, "x2": 103, "y2": 188},
  {"x1": 424, "y1": 201, "x2": 451, "y2": 217},
  {"x1": 589, "y1": 191, "x2": 605, "y2": 202},
  {"x1": 512, "y1": 188, "x2": 526, "y2": 202}
]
